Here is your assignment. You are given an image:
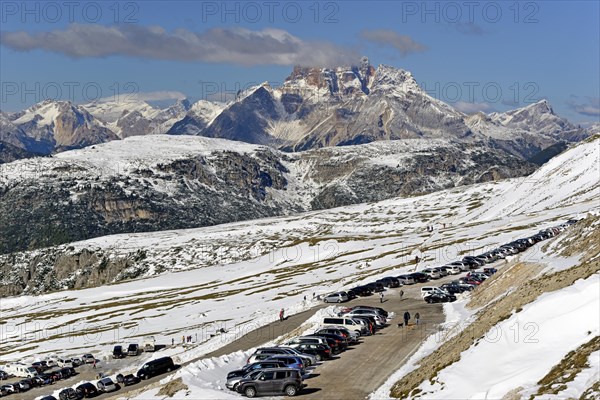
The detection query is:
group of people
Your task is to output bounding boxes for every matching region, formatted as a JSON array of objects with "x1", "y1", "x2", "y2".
[{"x1": 403, "y1": 311, "x2": 420, "y2": 326}]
